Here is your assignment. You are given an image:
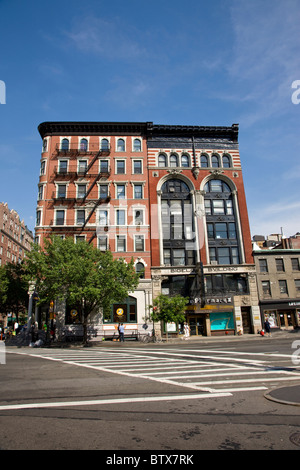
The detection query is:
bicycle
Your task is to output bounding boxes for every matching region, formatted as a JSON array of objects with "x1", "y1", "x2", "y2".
[{"x1": 138, "y1": 332, "x2": 163, "y2": 343}]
